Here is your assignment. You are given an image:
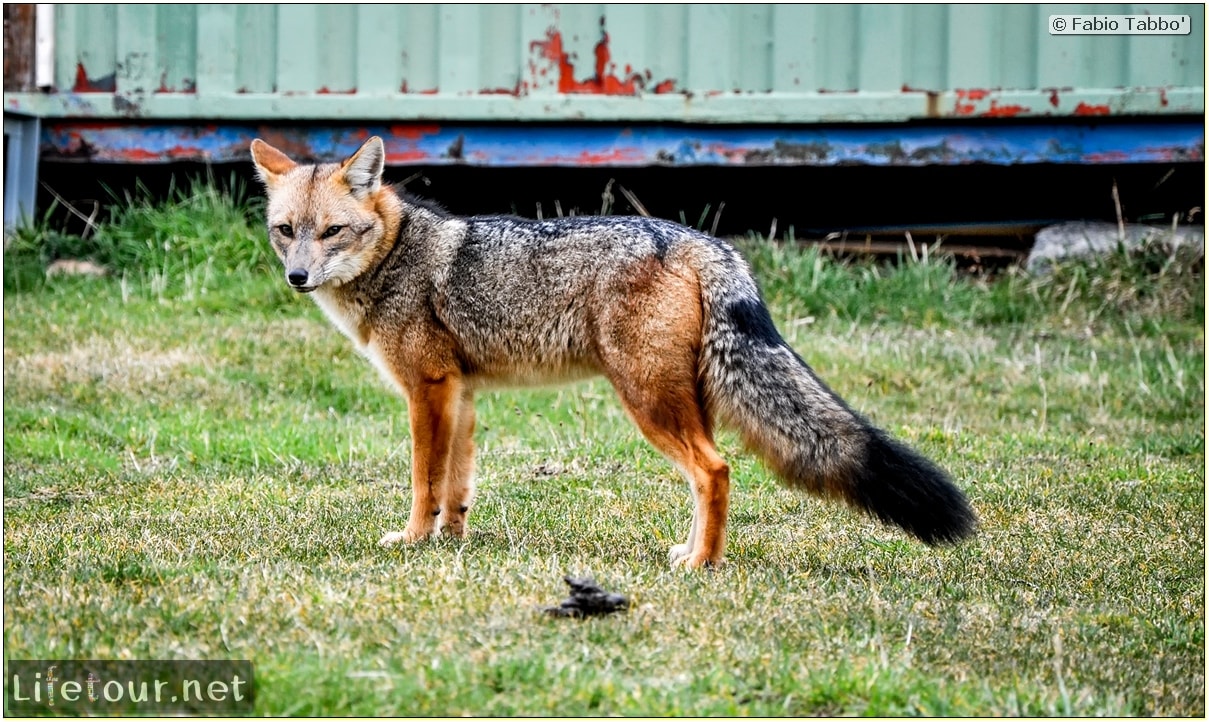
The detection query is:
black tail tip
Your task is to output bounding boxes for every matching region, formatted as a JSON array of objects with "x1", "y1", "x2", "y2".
[{"x1": 854, "y1": 430, "x2": 978, "y2": 545}]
